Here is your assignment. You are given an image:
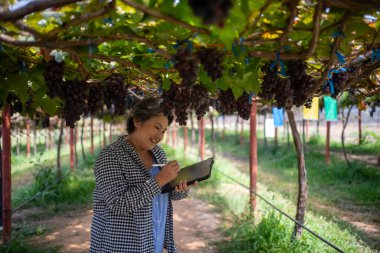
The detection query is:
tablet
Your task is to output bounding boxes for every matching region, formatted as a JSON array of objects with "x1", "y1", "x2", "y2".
[{"x1": 161, "y1": 157, "x2": 214, "y2": 193}]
